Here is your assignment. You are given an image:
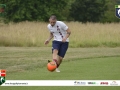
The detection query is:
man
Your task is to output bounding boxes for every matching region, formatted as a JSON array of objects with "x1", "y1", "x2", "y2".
[{"x1": 44, "y1": 15, "x2": 71, "y2": 72}]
